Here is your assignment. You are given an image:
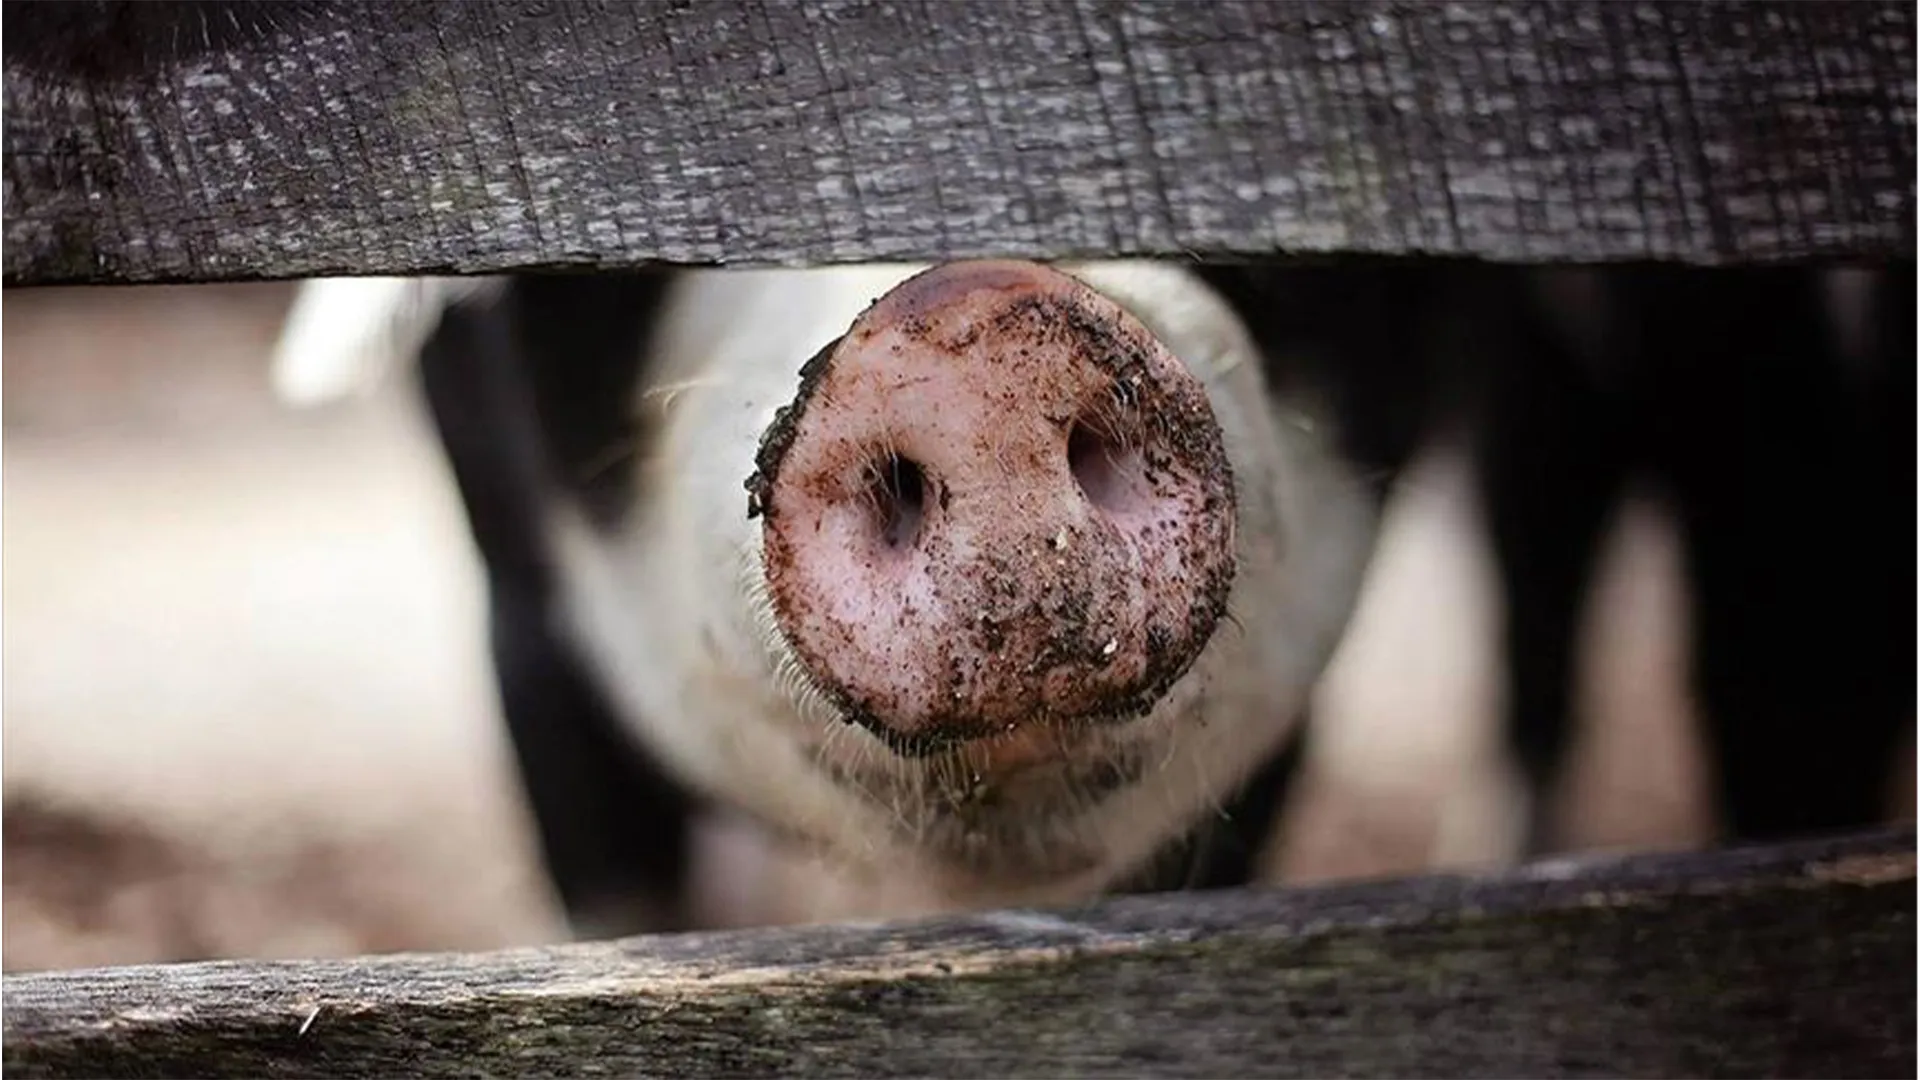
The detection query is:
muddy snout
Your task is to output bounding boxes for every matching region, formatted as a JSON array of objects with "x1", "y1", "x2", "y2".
[{"x1": 748, "y1": 260, "x2": 1237, "y2": 755}]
